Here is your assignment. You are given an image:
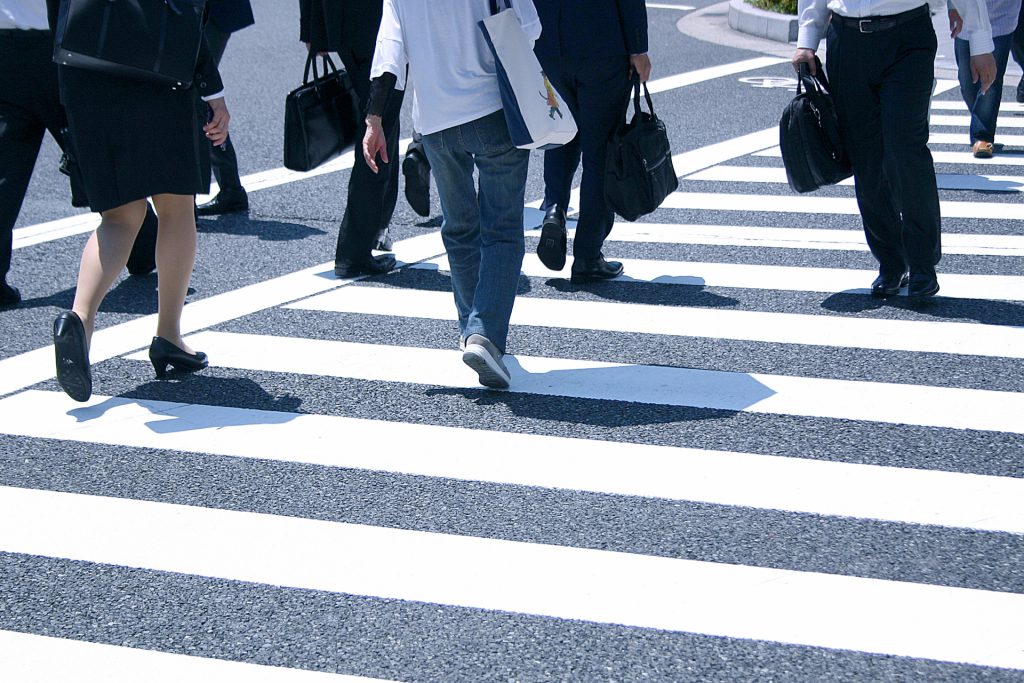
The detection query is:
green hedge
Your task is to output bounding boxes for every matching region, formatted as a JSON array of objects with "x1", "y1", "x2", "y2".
[{"x1": 746, "y1": 0, "x2": 798, "y2": 15}]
